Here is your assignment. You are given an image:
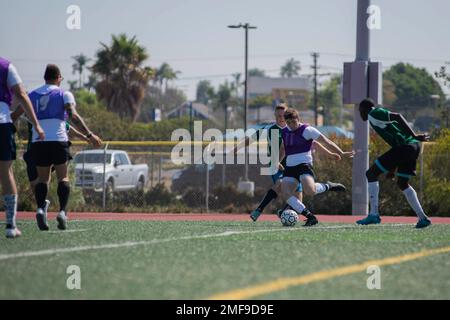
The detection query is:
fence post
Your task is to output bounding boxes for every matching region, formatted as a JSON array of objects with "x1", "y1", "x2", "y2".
[
  {"x1": 150, "y1": 150, "x2": 154, "y2": 188},
  {"x1": 158, "y1": 153, "x2": 162, "y2": 185},
  {"x1": 206, "y1": 163, "x2": 209, "y2": 213},
  {"x1": 419, "y1": 143, "x2": 424, "y2": 202},
  {"x1": 102, "y1": 143, "x2": 109, "y2": 209}
]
